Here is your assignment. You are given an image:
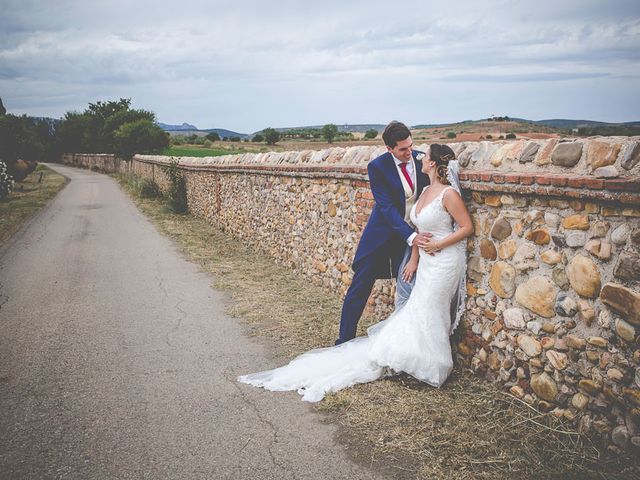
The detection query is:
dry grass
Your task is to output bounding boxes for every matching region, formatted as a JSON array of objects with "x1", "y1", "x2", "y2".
[
  {"x1": 0, "y1": 165, "x2": 68, "y2": 247},
  {"x1": 115, "y1": 173, "x2": 638, "y2": 480}
]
